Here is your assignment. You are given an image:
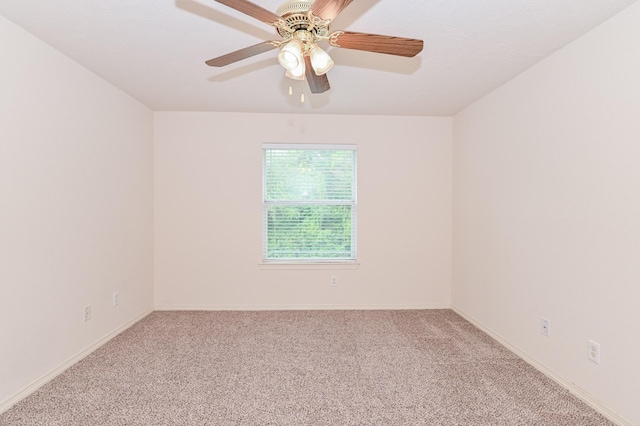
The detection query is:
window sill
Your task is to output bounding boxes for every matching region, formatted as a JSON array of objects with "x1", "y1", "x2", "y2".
[{"x1": 259, "y1": 262, "x2": 360, "y2": 270}]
